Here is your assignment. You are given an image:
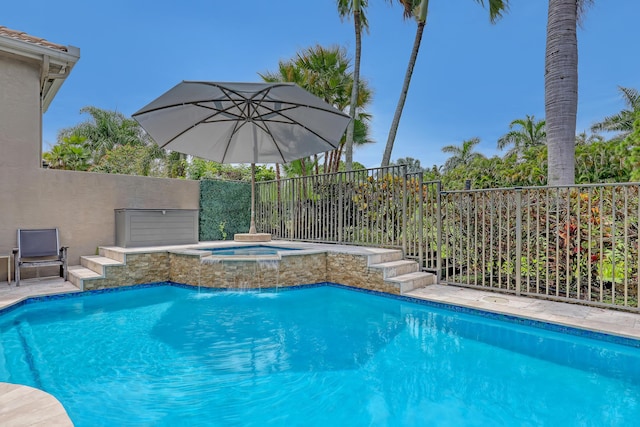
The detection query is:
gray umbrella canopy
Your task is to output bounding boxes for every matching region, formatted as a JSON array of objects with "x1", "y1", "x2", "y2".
[
  {"x1": 132, "y1": 81, "x2": 351, "y2": 164},
  {"x1": 133, "y1": 81, "x2": 351, "y2": 236}
]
